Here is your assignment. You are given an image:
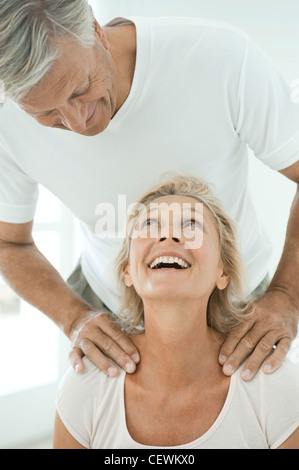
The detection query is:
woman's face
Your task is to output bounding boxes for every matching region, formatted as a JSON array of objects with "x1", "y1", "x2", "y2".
[{"x1": 123, "y1": 195, "x2": 229, "y2": 303}]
